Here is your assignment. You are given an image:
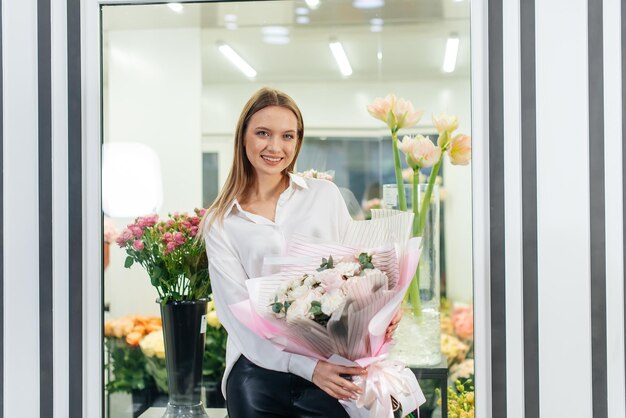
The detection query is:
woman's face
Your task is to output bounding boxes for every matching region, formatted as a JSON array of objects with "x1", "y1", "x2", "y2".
[{"x1": 244, "y1": 105, "x2": 299, "y2": 179}]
